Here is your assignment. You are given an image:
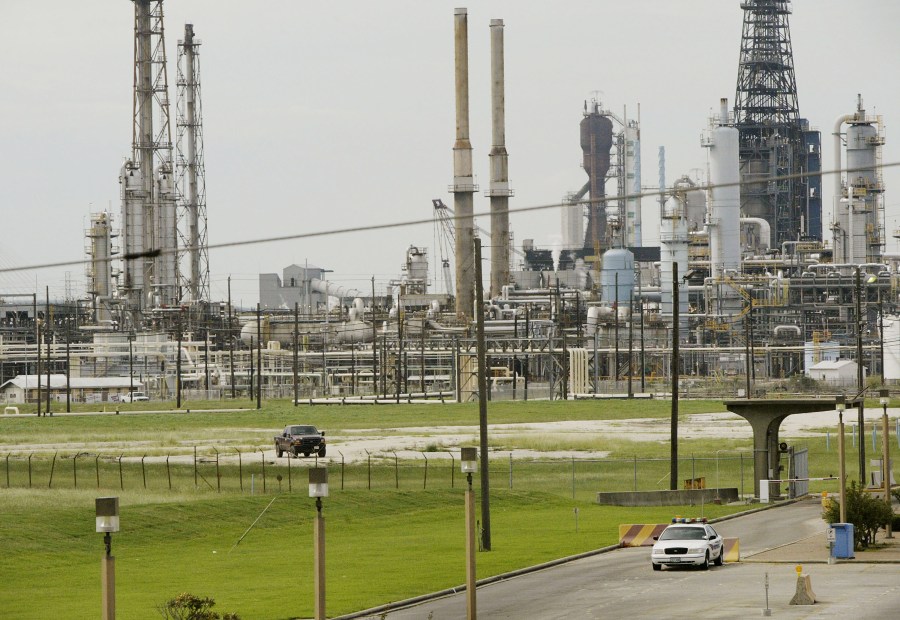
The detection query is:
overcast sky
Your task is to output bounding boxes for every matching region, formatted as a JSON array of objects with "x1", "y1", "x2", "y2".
[{"x1": 2, "y1": 1, "x2": 898, "y2": 306}]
